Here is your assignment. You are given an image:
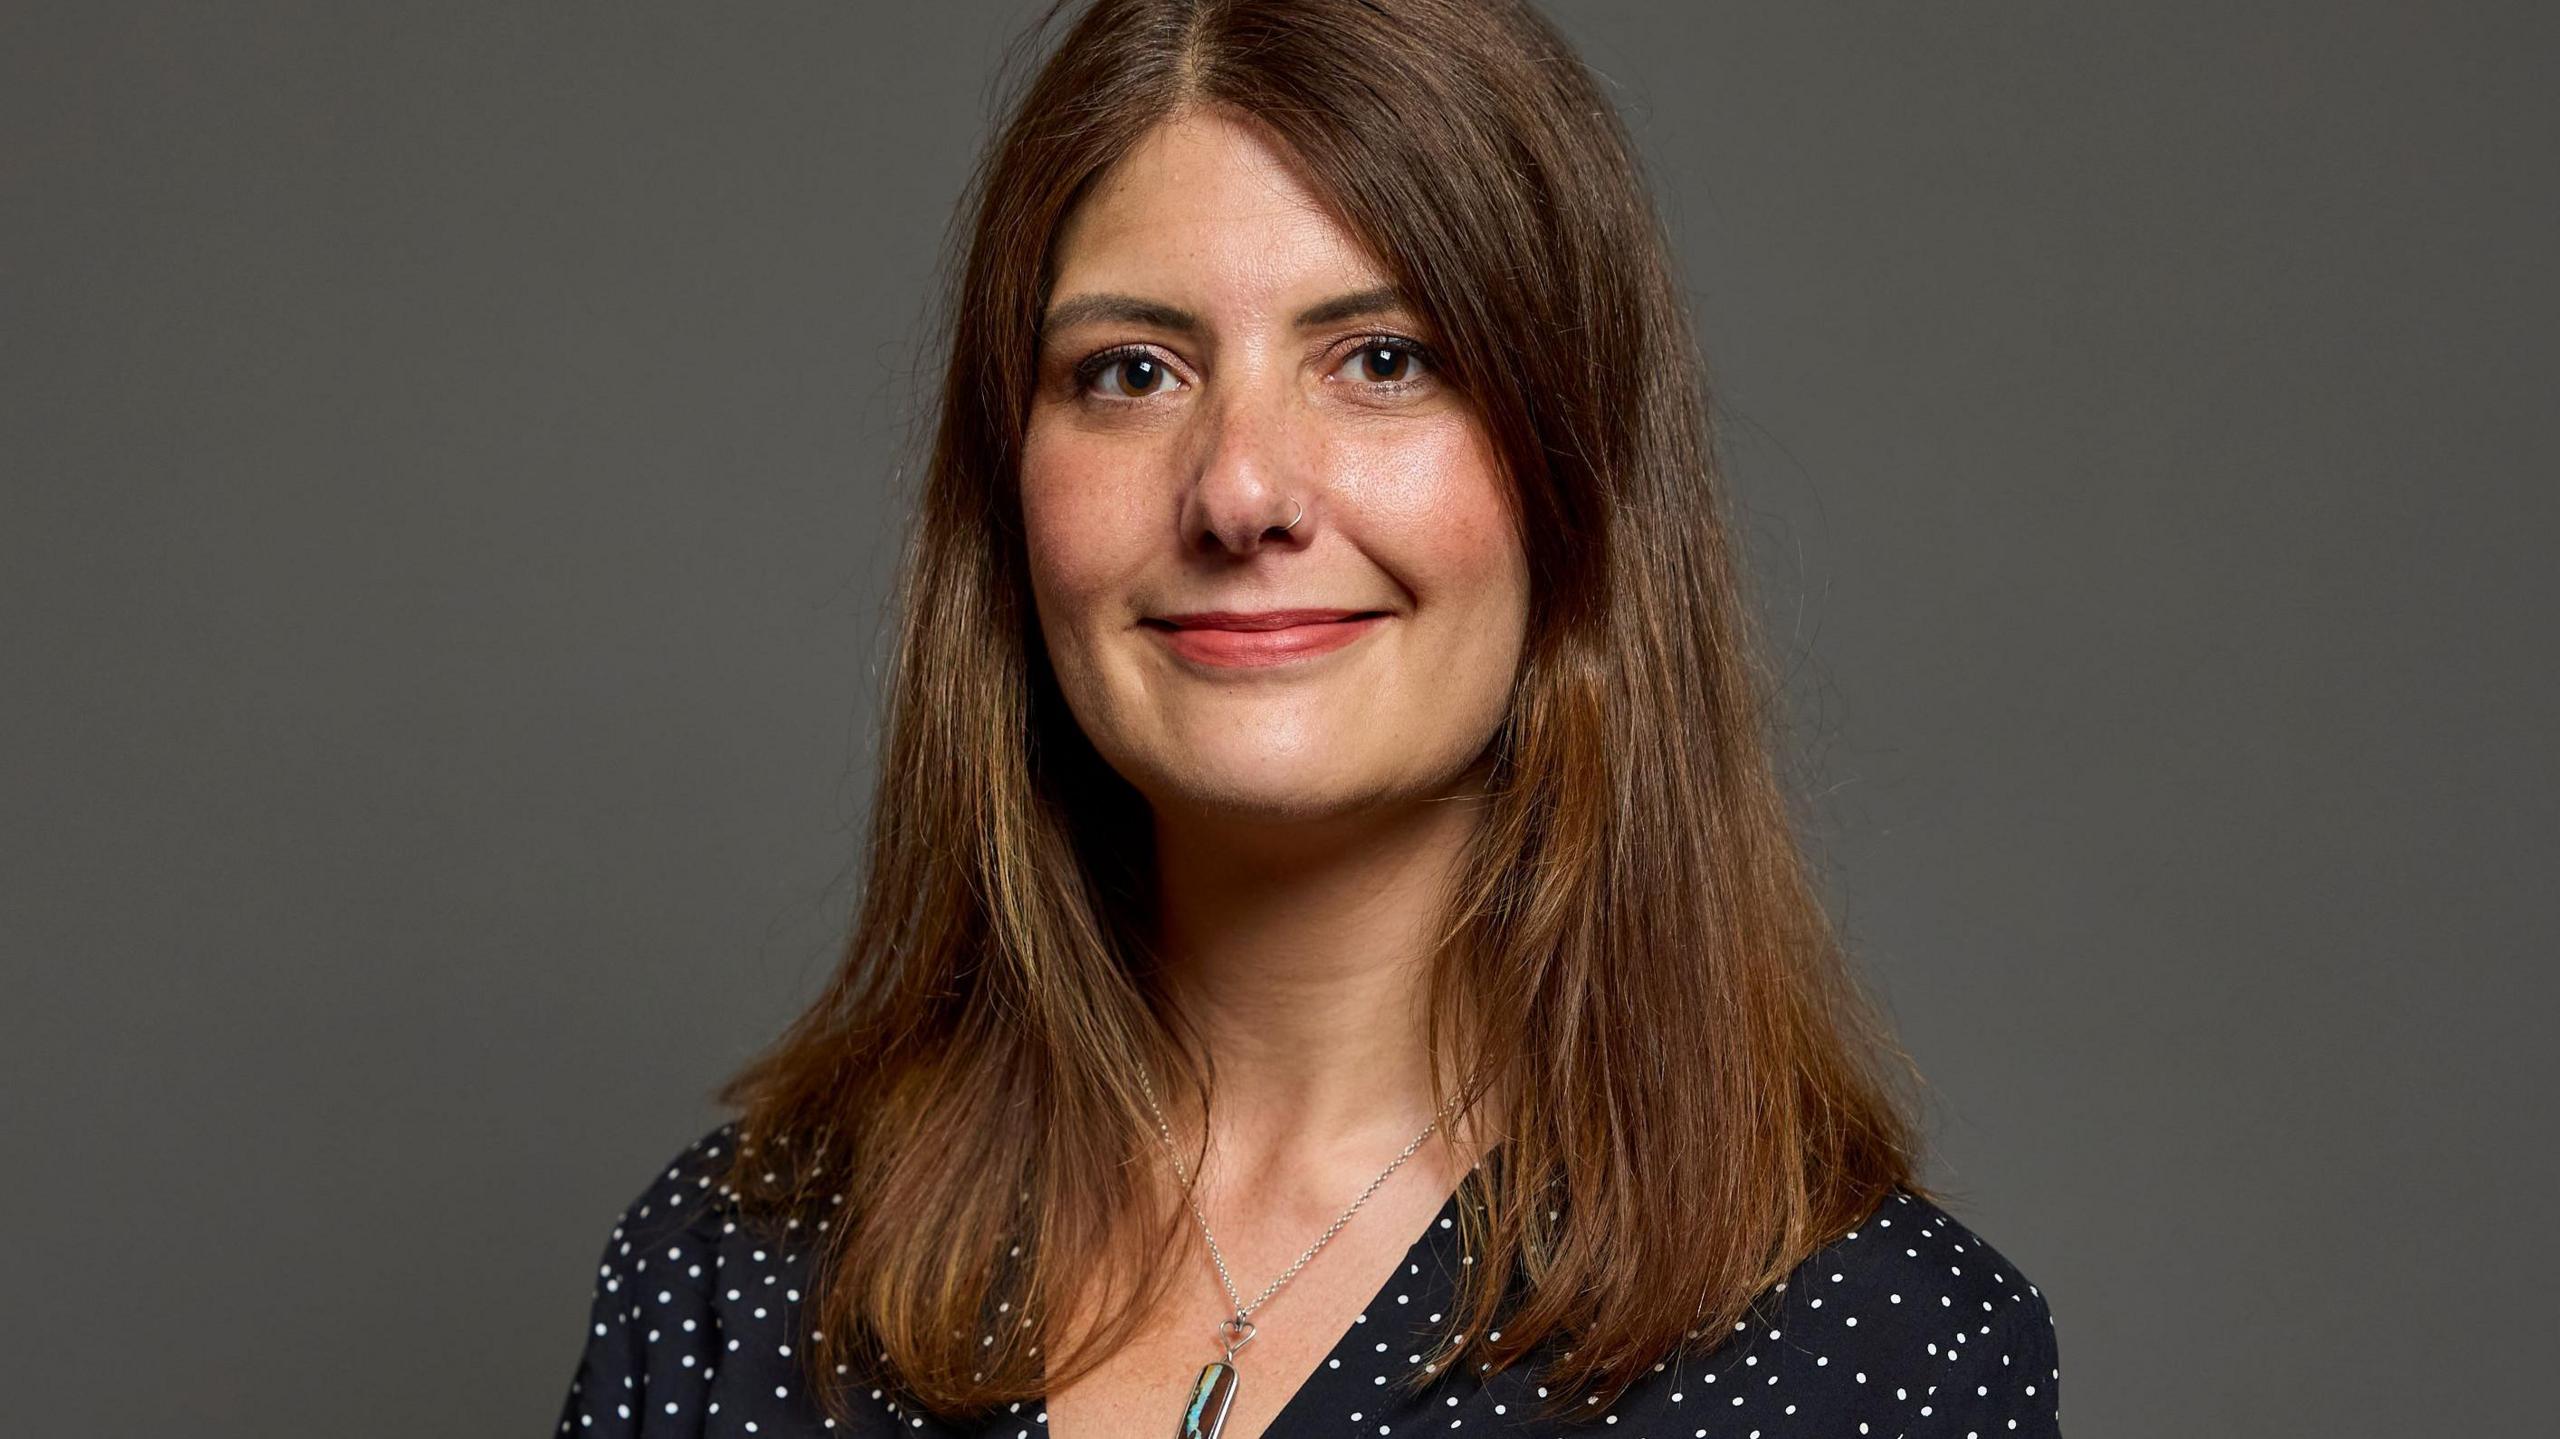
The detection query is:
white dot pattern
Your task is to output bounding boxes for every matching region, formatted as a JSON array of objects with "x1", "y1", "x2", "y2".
[{"x1": 559, "y1": 1124, "x2": 2063, "y2": 1435}]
